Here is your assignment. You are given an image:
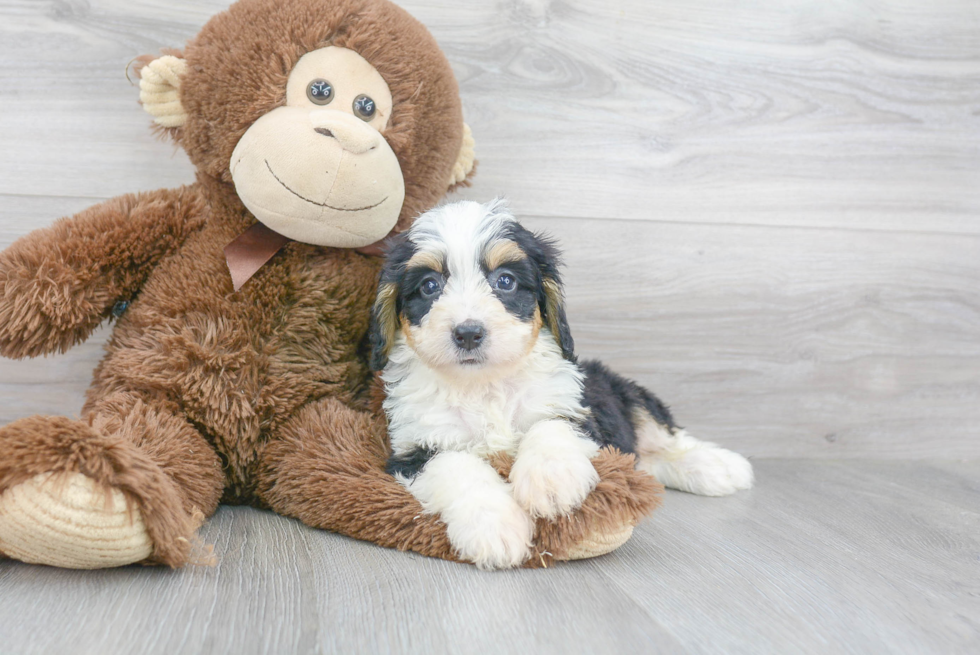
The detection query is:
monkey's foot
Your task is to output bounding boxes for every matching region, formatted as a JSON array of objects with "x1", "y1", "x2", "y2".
[
  {"x1": 0, "y1": 472, "x2": 153, "y2": 569},
  {"x1": 559, "y1": 522, "x2": 635, "y2": 561},
  {"x1": 524, "y1": 447, "x2": 662, "y2": 568}
]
